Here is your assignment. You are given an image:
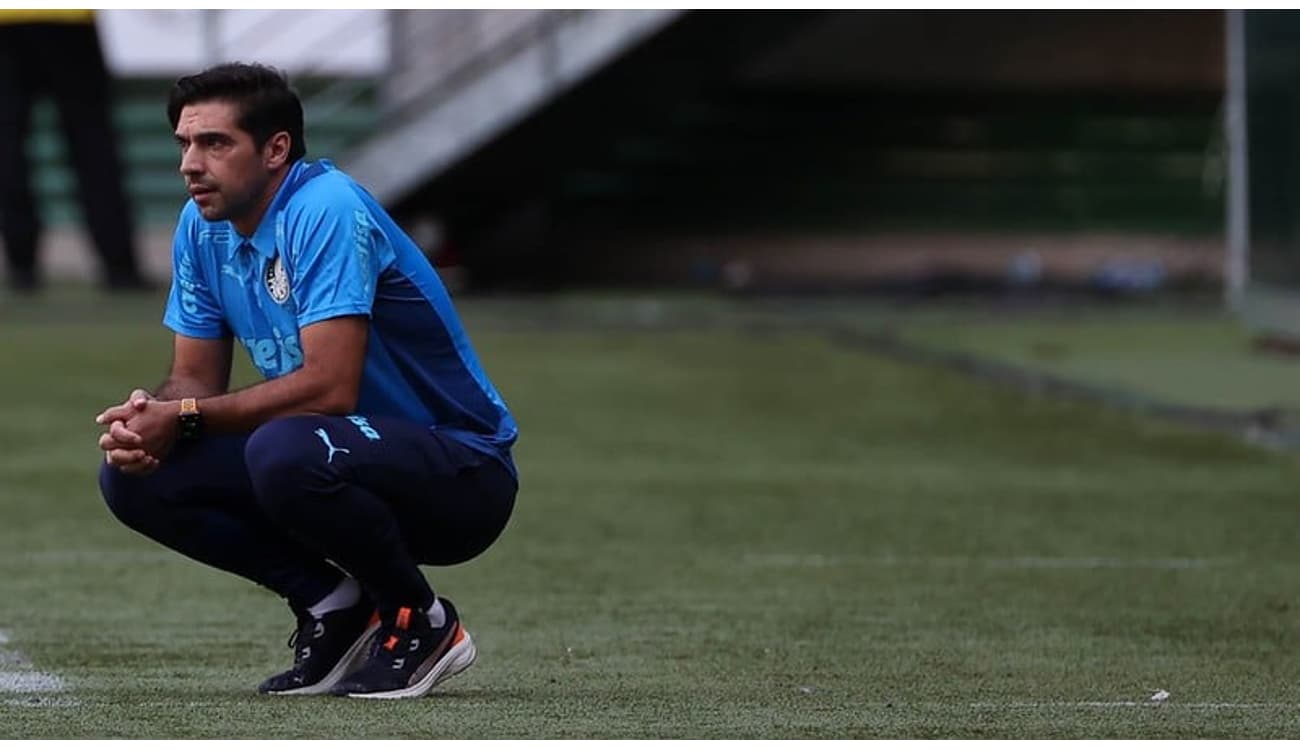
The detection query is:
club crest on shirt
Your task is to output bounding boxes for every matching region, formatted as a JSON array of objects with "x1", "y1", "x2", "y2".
[{"x1": 264, "y1": 254, "x2": 291, "y2": 304}]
